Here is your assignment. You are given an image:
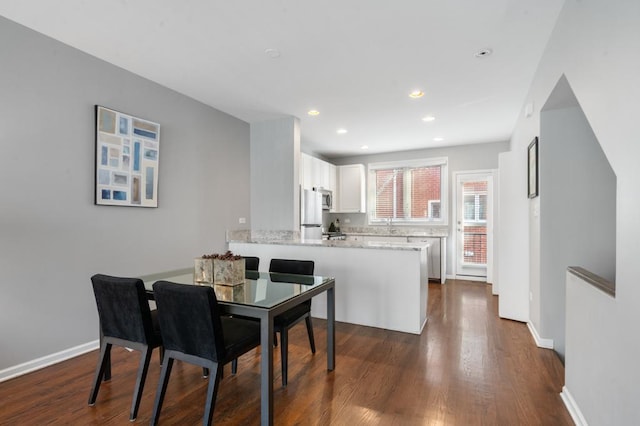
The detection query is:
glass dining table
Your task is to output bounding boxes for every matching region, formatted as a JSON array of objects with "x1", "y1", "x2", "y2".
[{"x1": 139, "y1": 268, "x2": 336, "y2": 426}]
